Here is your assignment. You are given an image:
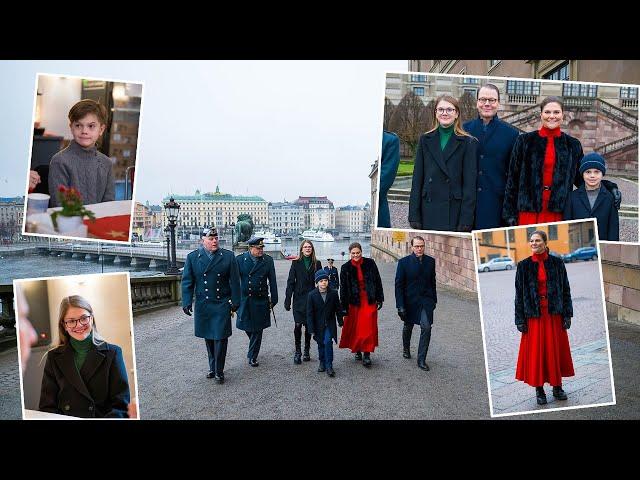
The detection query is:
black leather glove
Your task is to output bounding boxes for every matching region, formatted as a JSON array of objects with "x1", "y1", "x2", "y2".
[
  {"x1": 562, "y1": 317, "x2": 571, "y2": 330},
  {"x1": 516, "y1": 323, "x2": 527, "y2": 333},
  {"x1": 457, "y1": 224, "x2": 473, "y2": 232},
  {"x1": 612, "y1": 187, "x2": 622, "y2": 210},
  {"x1": 183, "y1": 305, "x2": 193, "y2": 316},
  {"x1": 397, "y1": 308, "x2": 407, "y2": 321},
  {"x1": 409, "y1": 221, "x2": 422, "y2": 230},
  {"x1": 506, "y1": 217, "x2": 517, "y2": 227},
  {"x1": 284, "y1": 303, "x2": 291, "y2": 311},
  {"x1": 377, "y1": 301, "x2": 383, "y2": 310},
  {"x1": 231, "y1": 304, "x2": 239, "y2": 313}
]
